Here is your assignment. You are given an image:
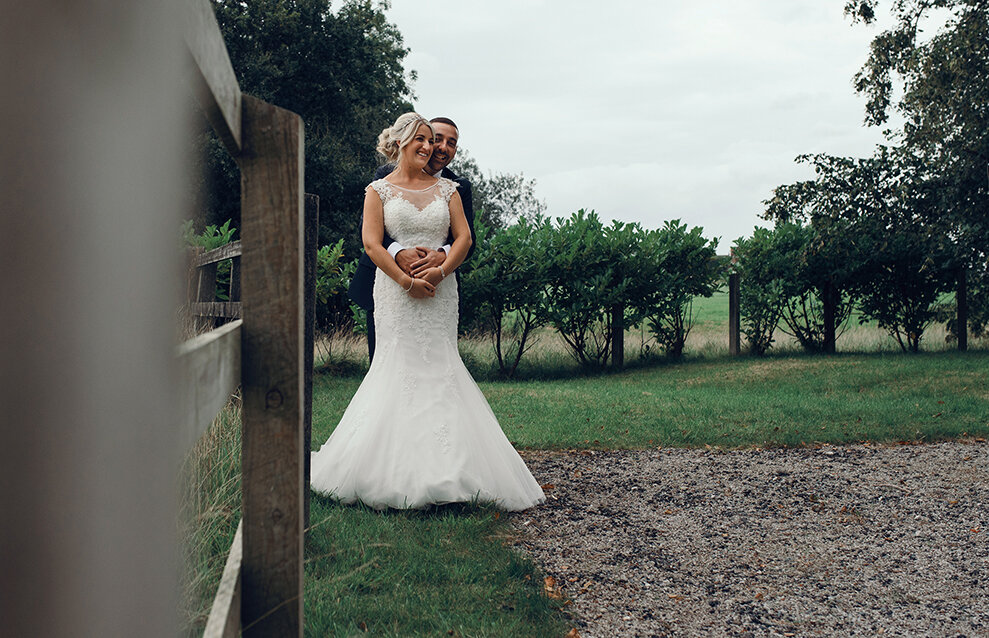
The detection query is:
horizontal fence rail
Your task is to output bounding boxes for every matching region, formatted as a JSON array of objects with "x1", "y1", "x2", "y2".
[{"x1": 176, "y1": 319, "x2": 242, "y2": 454}]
